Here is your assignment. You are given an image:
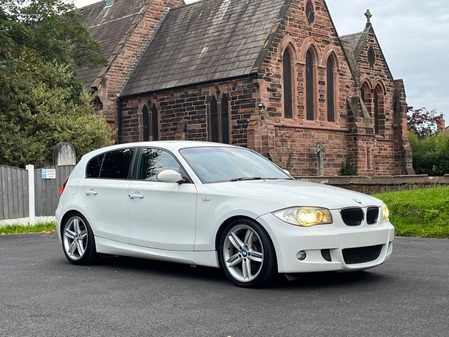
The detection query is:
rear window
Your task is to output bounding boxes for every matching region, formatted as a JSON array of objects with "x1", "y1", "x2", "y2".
[{"x1": 86, "y1": 148, "x2": 135, "y2": 179}]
